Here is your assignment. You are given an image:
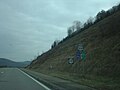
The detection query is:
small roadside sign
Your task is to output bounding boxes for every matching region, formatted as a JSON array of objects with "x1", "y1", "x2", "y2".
[
  {"x1": 68, "y1": 57, "x2": 74, "y2": 64},
  {"x1": 78, "y1": 44, "x2": 83, "y2": 51}
]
